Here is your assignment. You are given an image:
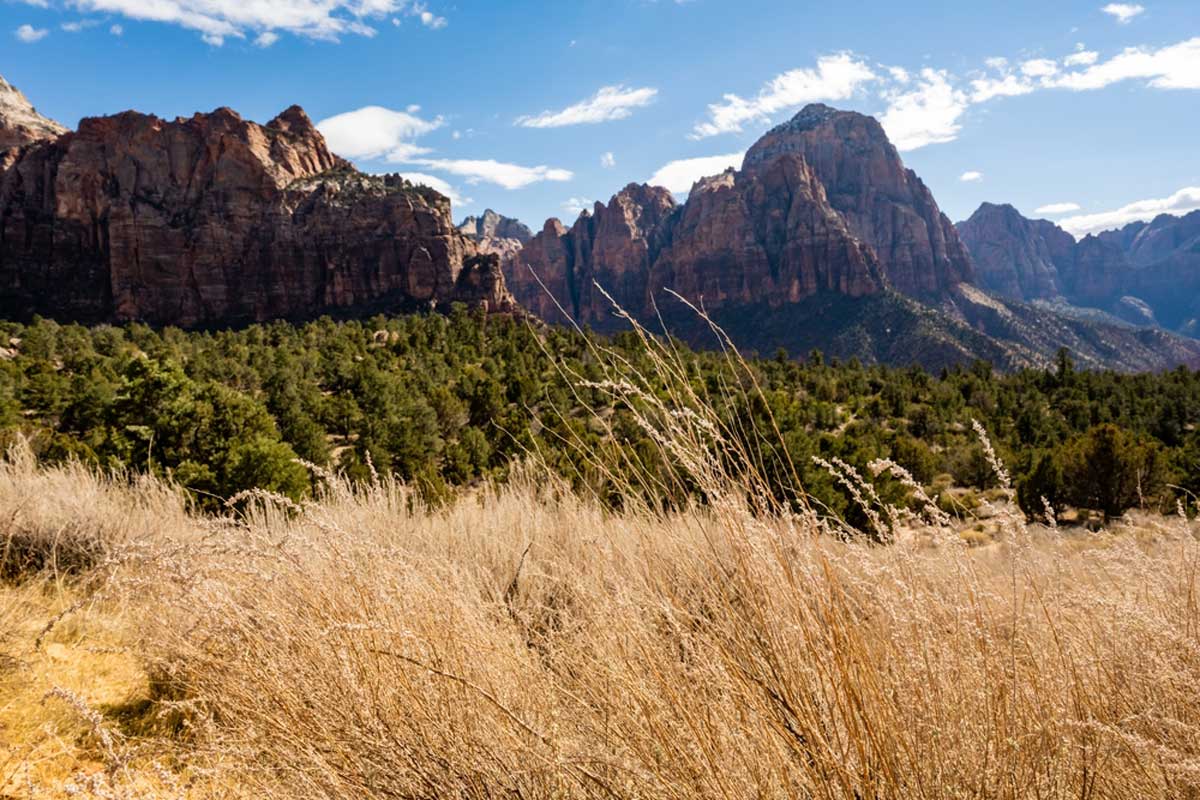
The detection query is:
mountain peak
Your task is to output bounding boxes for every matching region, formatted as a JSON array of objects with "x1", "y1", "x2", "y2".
[
  {"x1": 0, "y1": 73, "x2": 67, "y2": 149},
  {"x1": 458, "y1": 209, "x2": 532, "y2": 245}
]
